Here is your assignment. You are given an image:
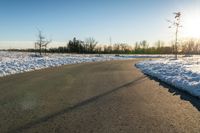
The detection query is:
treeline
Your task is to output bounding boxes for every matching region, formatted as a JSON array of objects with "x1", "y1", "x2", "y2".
[
  {"x1": 8, "y1": 38, "x2": 172, "y2": 54},
  {"x1": 47, "y1": 39, "x2": 173, "y2": 54},
  {"x1": 7, "y1": 37, "x2": 200, "y2": 55}
]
